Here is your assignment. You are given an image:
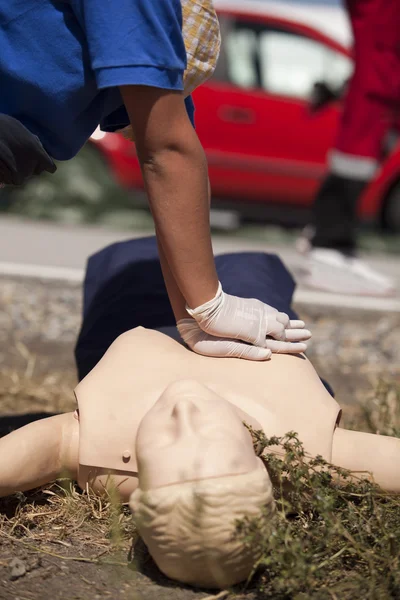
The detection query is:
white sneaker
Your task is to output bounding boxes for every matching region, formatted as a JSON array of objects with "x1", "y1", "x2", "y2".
[{"x1": 303, "y1": 248, "x2": 397, "y2": 297}]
